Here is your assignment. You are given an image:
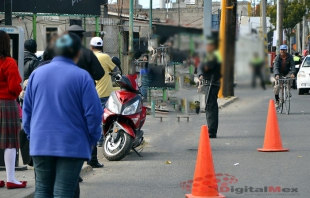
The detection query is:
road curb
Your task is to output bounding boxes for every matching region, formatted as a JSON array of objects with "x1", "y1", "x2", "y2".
[
  {"x1": 201, "y1": 96, "x2": 238, "y2": 113},
  {"x1": 218, "y1": 96, "x2": 238, "y2": 109},
  {"x1": 23, "y1": 165, "x2": 93, "y2": 198}
]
